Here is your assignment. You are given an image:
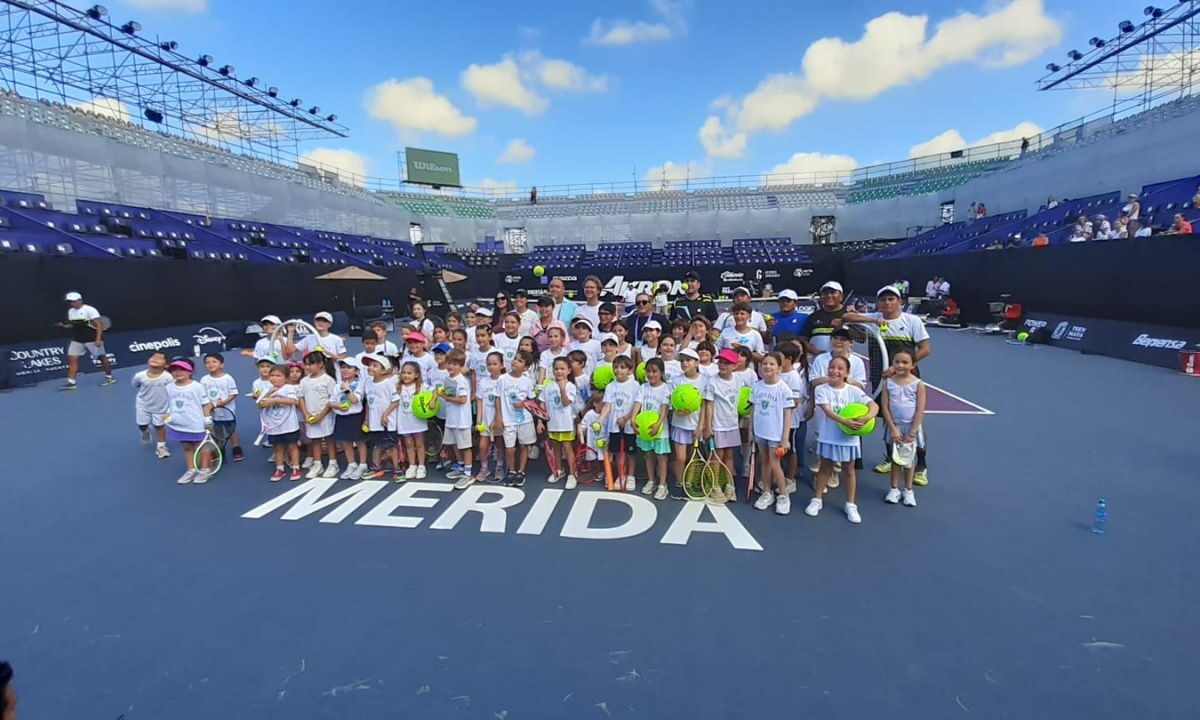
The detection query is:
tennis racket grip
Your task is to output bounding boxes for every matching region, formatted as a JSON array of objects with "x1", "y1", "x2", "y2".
[
  {"x1": 604, "y1": 448, "x2": 614, "y2": 490},
  {"x1": 617, "y1": 446, "x2": 626, "y2": 491},
  {"x1": 746, "y1": 442, "x2": 756, "y2": 502}
]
